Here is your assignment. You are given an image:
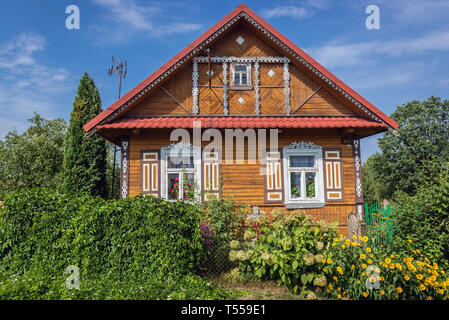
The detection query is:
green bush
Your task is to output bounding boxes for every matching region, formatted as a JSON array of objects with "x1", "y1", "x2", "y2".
[
  {"x1": 199, "y1": 198, "x2": 247, "y2": 272},
  {"x1": 0, "y1": 188, "x2": 240, "y2": 299},
  {"x1": 230, "y1": 209, "x2": 338, "y2": 294},
  {"x1": 390, "y1": 164, "x2": 449, "y2": 266}
]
